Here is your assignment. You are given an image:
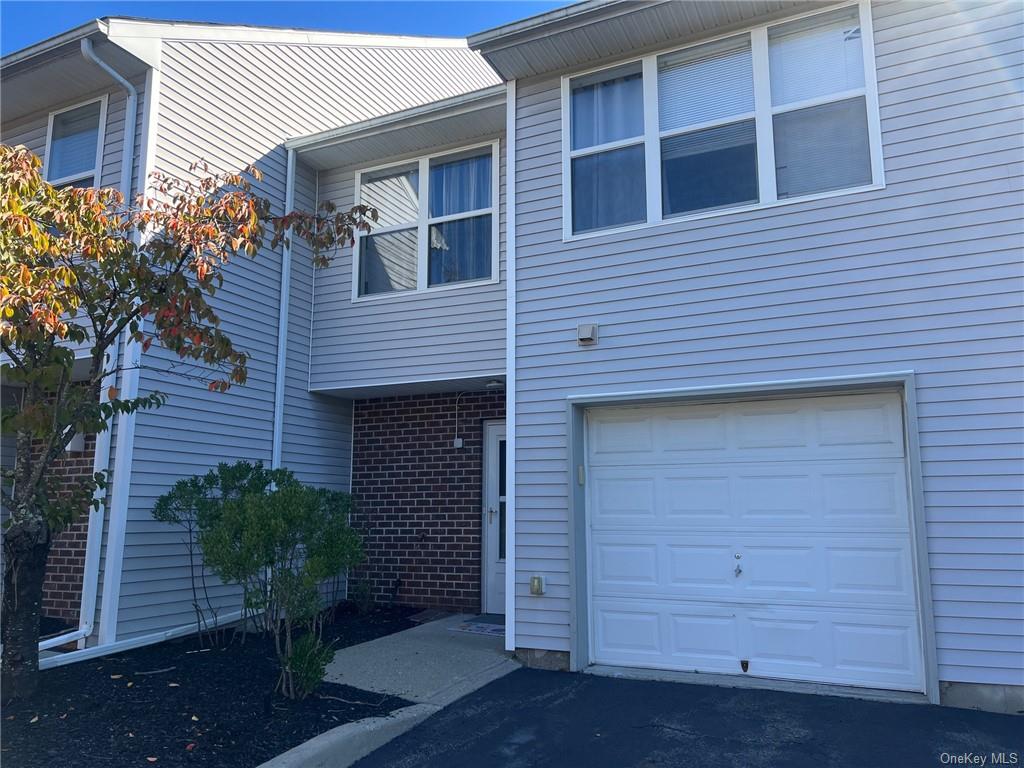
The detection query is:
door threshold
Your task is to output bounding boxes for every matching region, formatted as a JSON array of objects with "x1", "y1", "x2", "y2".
[{"x1": 584, "y1": 664, "x2": 928, "y2": 705}]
